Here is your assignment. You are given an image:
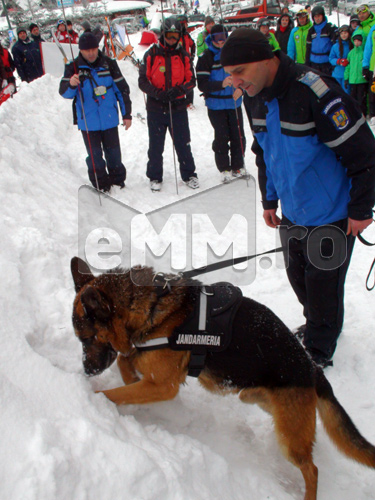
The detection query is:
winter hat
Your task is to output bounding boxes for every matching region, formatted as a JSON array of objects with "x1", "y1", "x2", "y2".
[
  {"x1": 204, "y1": 16, "x2": 214, "y2": 26},
  {"x1": 81, "y1": 20, "x2": 91, "y2": 32},
  {"x1": 57, "y1": 19, "x2": 66, "y2": 28},
  {"x1": 311, "y1": 5, "x2": 325, "y2": 18},
  {"x1": 79, "y1": 32, "x2": 99, "y2": 50},
  {"x1": 29, "y1": 23, "x2": 38, "y2": 32},
  {"x1": 211, "y1": 24, "x2": 228, "y2": 36},
  {"x1": 17, "y1": 26, "x2": 27, "y2": 35},
  {"x1": 220, "y1": 28, "x2": 274, "y2": 67},
  {"x1": 352, "y1": 33, "x2": 363, "y2": 41}
]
